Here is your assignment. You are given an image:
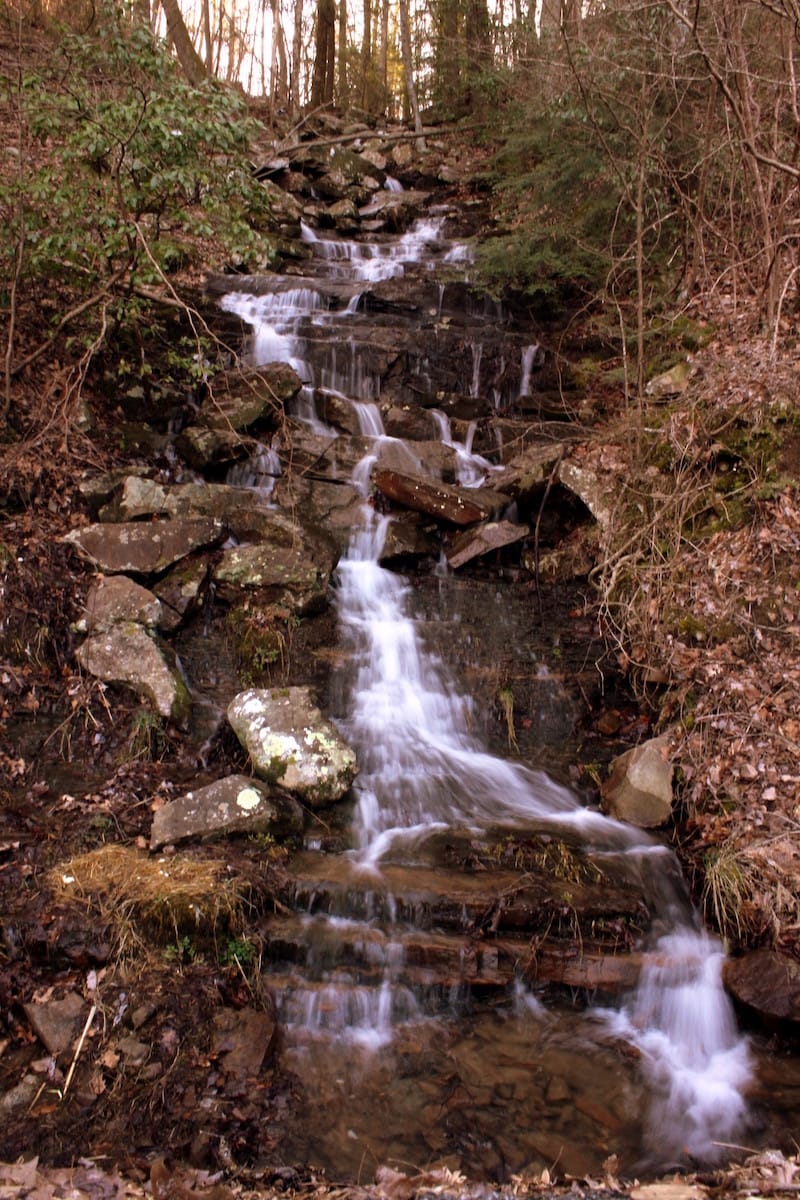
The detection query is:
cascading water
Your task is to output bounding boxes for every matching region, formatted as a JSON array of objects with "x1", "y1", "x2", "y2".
[{"x1": 220, "y1": 214, "x2": 752, "y2": 1176}]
